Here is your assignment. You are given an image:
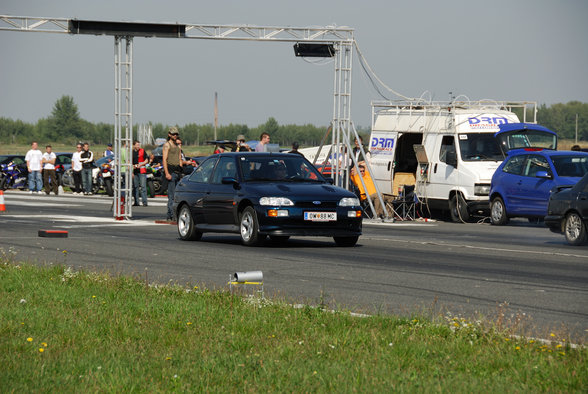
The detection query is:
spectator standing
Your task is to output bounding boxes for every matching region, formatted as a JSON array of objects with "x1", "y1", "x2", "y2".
[
  {"x1": 71, "y1": 143, "x2": 83, "y2": 195},
  {"x1": 255, "y1": 132, "x2": 270, "y2": 152},
  {"x1": 25, "y1": 141, "x2": 43, "y2": 194},
  {"x1": 177, "y1": 138, "x2": 197, "y2": 168},
  {"x1": 41, "y1": 145, "x2": 58, "y2": 195},
  {"x1": 103, "y1": 143, "x2": 114, "y2": 157},
  {"x1": 288, "y1": 141, "x2": 304, "y2": 157},
  {"x1": 80, "y1": 142, "x2": 94, "y2": 195},
  {"x1": 235, "y1": 135, "x2": 252, "y2": 152},
  {"x1": 162, "y1": 127, "x2": 183, "y2": 221},
  {"x1": 132, "y1": 140, "x2": 149, "y2": 207}
]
